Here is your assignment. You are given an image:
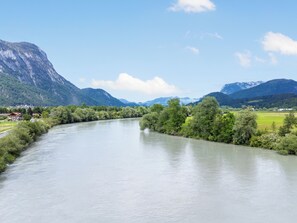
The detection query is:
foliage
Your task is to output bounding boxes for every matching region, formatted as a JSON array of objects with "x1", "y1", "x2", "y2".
[
  {"x1": 140, "y1": 112, "x2": 159, "y2": 131},
  {"x1": 190, "y1": 97, "x2": 220, "y2": 140},
  {"x1": 278, "y1": 111, "x2": 296, "y2": 136},
  {"x1": 0, "y1": 121, "x2": 49, "y2": 173},
  {"x1": 250, "y1": 133, "x2": 281, "y2": 150},
  {"x1": 232, "y1": 108, "x2": 257, "y2": 145},
  {"x1": 276, "y1": 134, "x2": 297, "y2": 155},
  {"x1": 156, "y1": 99, "x2": 187, "y2": 135},
  {"x1": 211, "y1": 112, "x2": 235, "y2": 143}
]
